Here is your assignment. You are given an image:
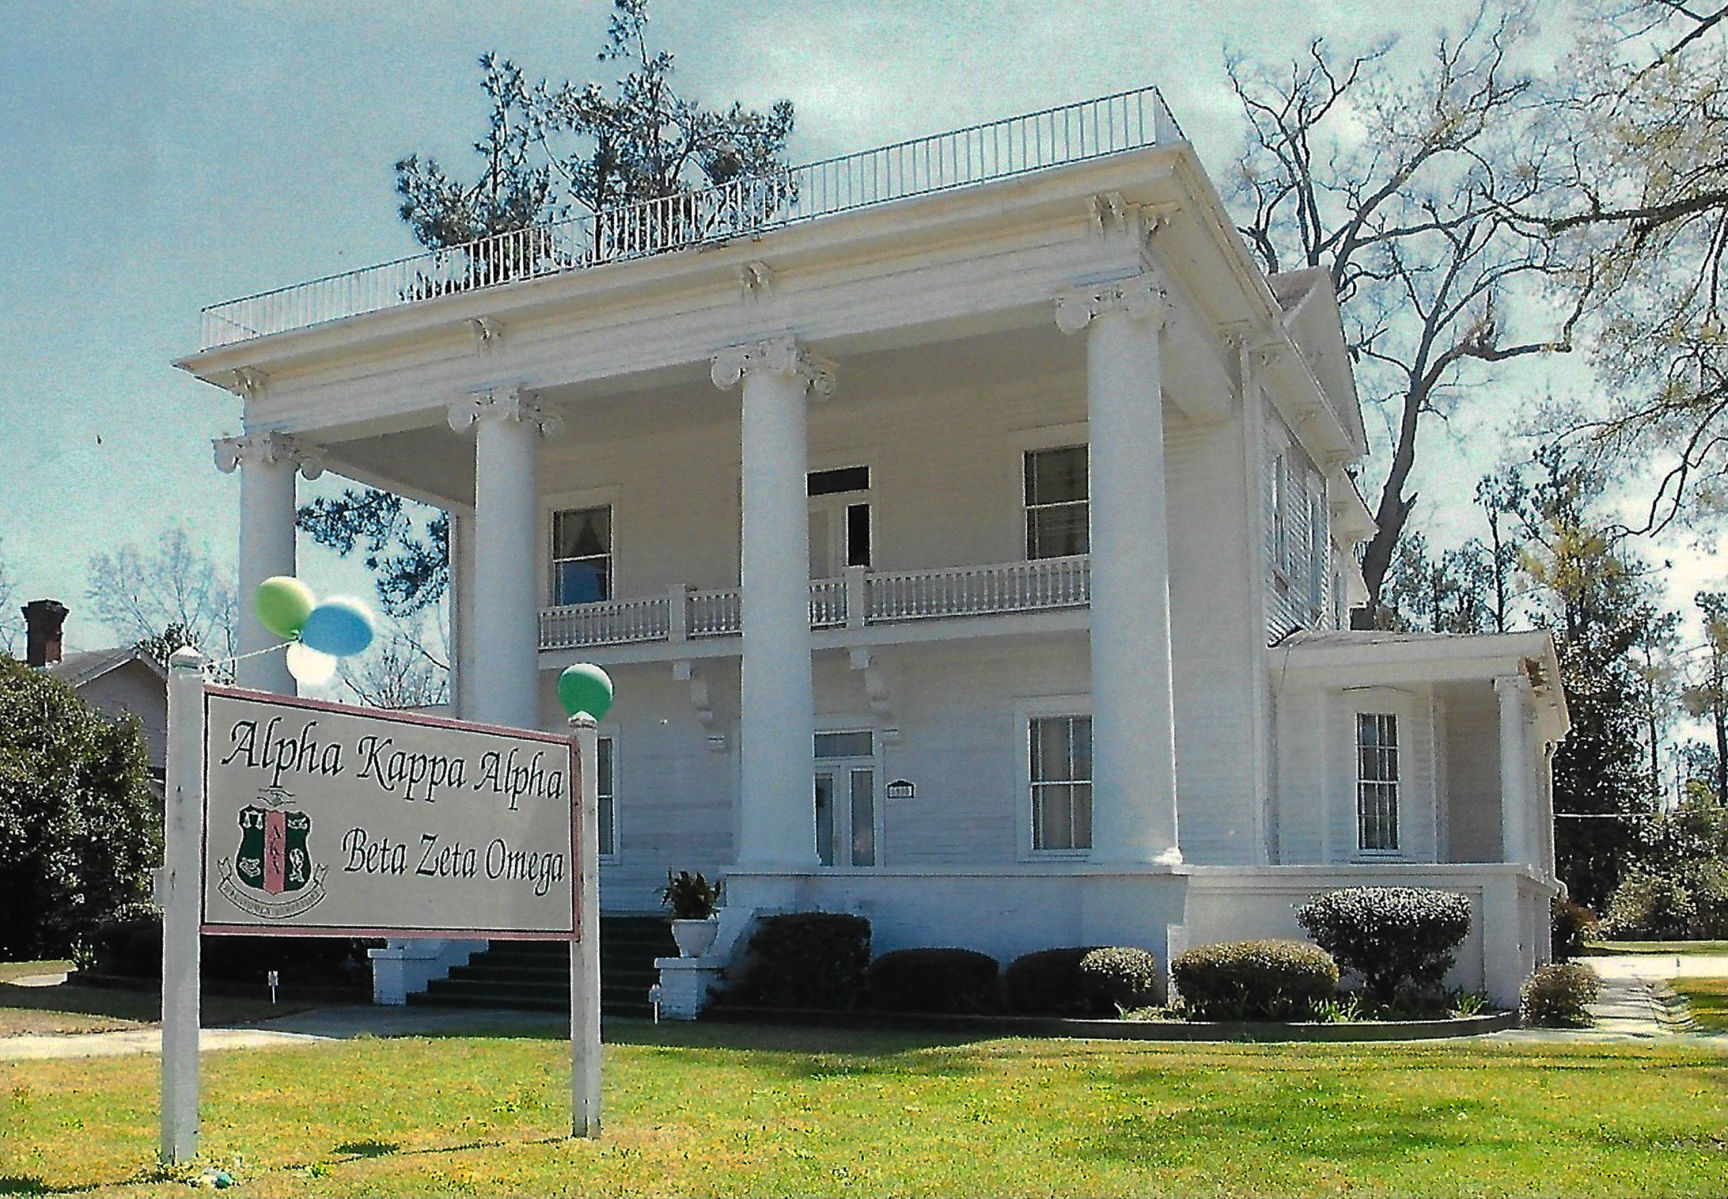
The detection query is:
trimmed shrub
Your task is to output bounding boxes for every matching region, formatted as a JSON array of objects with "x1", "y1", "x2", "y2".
[
  {"x1": 724, "y1": 912, "x2": 871, "y2": 1010},
  {"x1": 83, "y1": 906, "x2": 373, "y2": 989},
  {"x1": 1005, "y1": 947, "x2": 1104, "y2": 1015},
  {"x1": 863, "y1": 947, "x2": 1000, "y2": 1013},
  {"x1": 1295, "y1": 886, "x2": 1471, "y2": 1002},
  {"x1": 1076, "y1": 946, "x2": 1161, "y2": 1013},
  {"x1": 1521, "y1": 962, "x2": 1599, "y2": 1027},
  {"x1": 1602, "y1": 869, "x2": 1695, "y2": 940},
  {"x1": 1551, "y1": 897, "x2": 1597, "y2": 962},
  {"x1": 1170, "y1": 939, "x2": 1338, "y2": 1021}
]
